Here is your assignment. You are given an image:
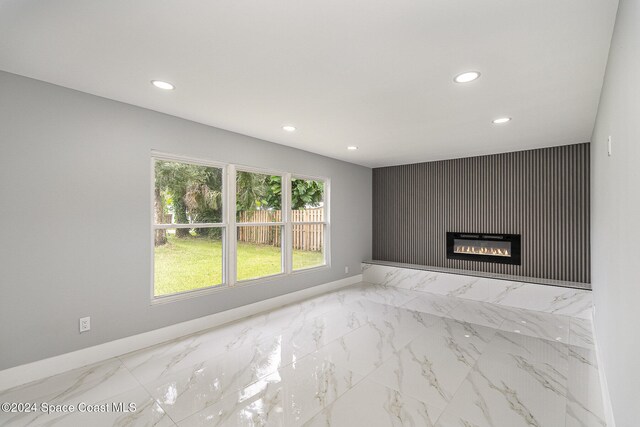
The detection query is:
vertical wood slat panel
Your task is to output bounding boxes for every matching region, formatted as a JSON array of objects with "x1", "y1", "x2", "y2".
[{"x1": 372, "y1": 143, "x2": 591, "y2": 284}]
